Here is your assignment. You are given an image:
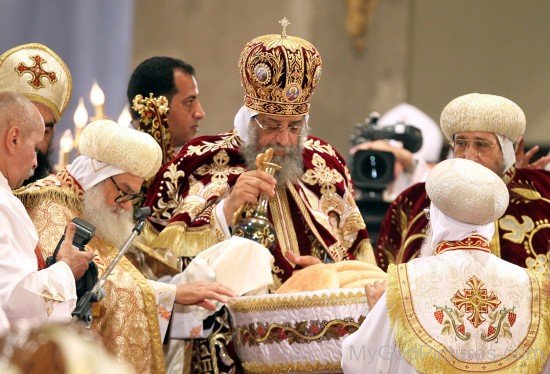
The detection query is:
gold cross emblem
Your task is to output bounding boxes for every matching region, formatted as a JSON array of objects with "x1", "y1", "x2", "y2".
[
  {"x1": 279, "y1": 17, "x2": 291, "y2": 38},
  {"x1": 15, "y1": 55, "x2": 58, "y2": 89},
  {"x1": 451, "y1": 276, "x2": 500, "y2": 328}
]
